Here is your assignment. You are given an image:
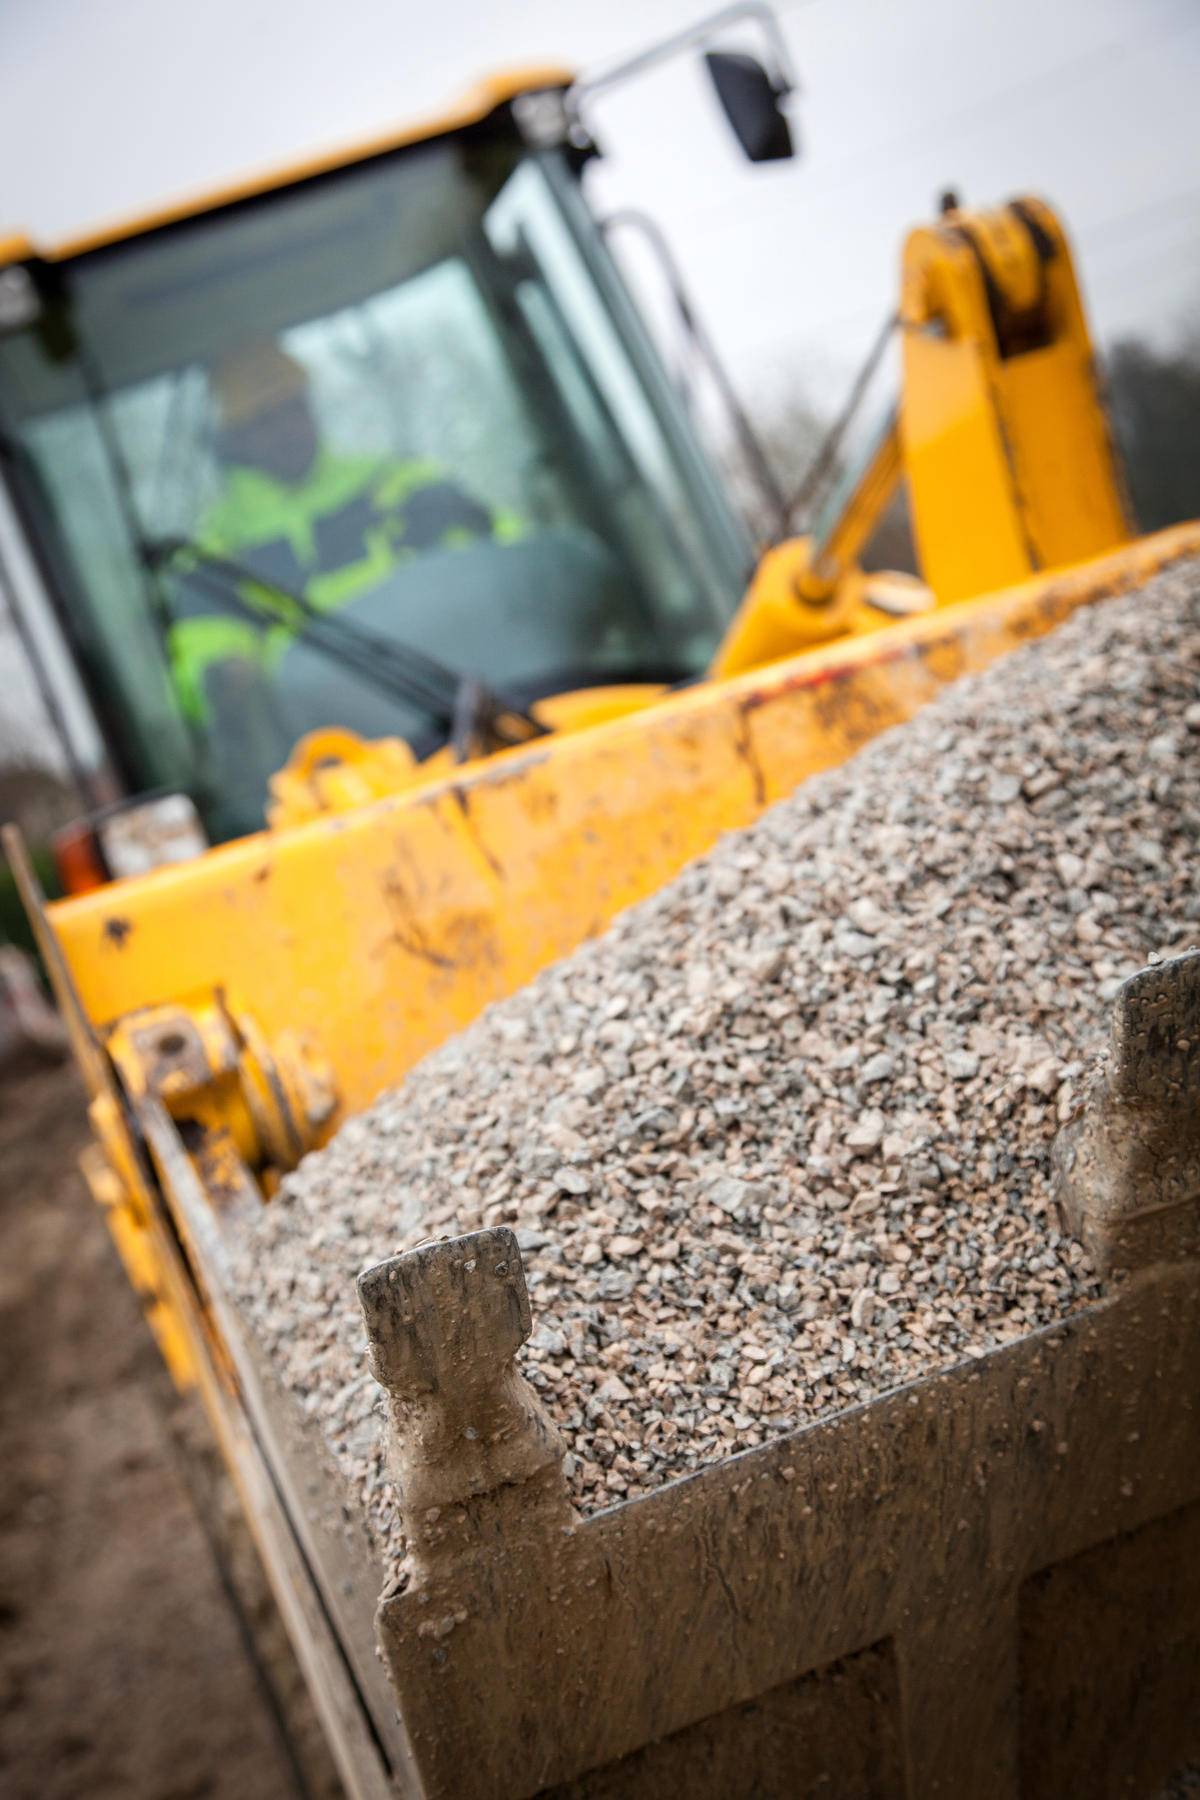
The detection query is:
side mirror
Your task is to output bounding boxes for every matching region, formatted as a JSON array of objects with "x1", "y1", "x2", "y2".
[{"x1": 704, "y1": 50, "x2": 795, "y2": 162}]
